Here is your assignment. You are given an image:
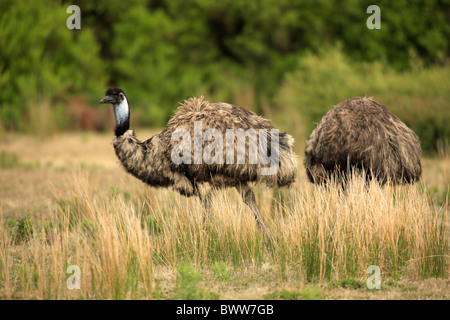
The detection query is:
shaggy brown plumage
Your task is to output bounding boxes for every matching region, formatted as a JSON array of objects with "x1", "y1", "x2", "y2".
[
  {"x1": 304, "y1": 97, "x2": 422, "y2": 185},
  {"x1": 100, "y1": 88, "x2": 297, "y2": 242}
]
